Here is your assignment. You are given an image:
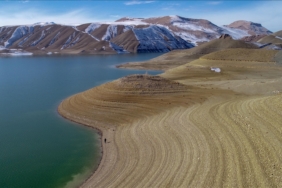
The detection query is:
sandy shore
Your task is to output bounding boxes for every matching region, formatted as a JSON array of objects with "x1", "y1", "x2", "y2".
[{"x1": 58, "y1": 48, "x2": 282, "y2": 187}]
